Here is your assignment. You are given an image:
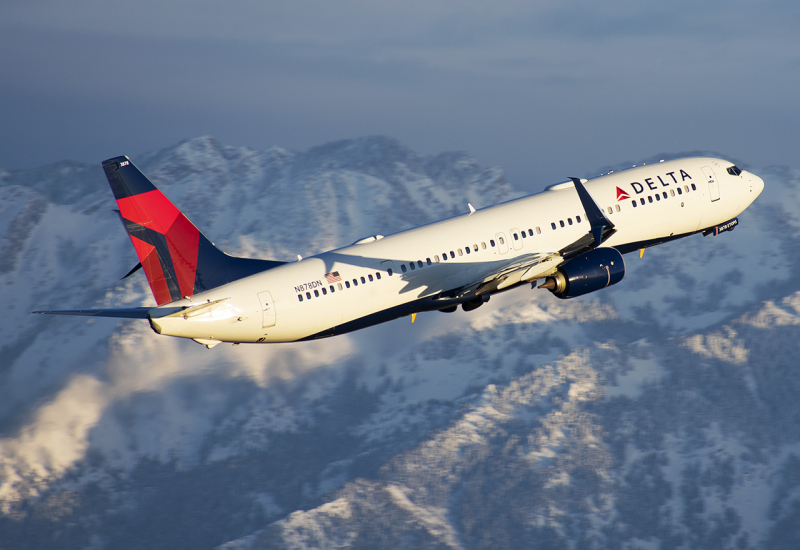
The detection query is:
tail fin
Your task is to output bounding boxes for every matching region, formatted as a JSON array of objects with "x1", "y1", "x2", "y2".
[{"x1": 103, "y1": 156, "x2": 284, "y2": 305}]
